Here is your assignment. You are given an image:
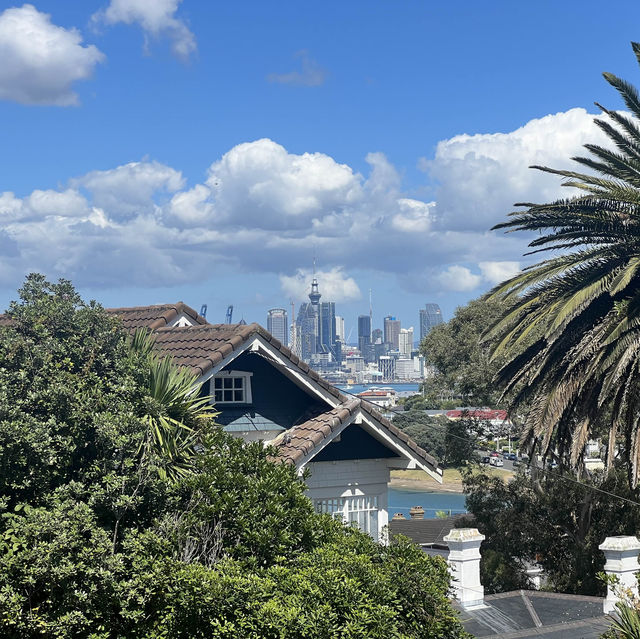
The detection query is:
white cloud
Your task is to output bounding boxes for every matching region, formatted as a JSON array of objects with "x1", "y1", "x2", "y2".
[
  {"x1": 479, "y1": 261, "x2": 521, "y2": 285},
  {"x1": 426, "y1": 108, "x2": 609, "y2": 231},
  {"x1": 267, "y1": 51, "x2": 327, "y2": 87},
  {"x1": 280, "y1": 268, "x2": 361, "y2": 302},
  {"x1": 72, "y1": 160, "x2": 184, "y2": 220},
  {"x1": 0, "y1": 4, "x2": 104, "y2": 106},
  {"x1": 0, "y1": 109, "x2": 610, "y2": 294},
  {"x1": 434, "y1": 265, "x2": 483, "y2": 292},
  {"x1": 93, "y1": 0, "x2": 196, "y2": 61}
]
